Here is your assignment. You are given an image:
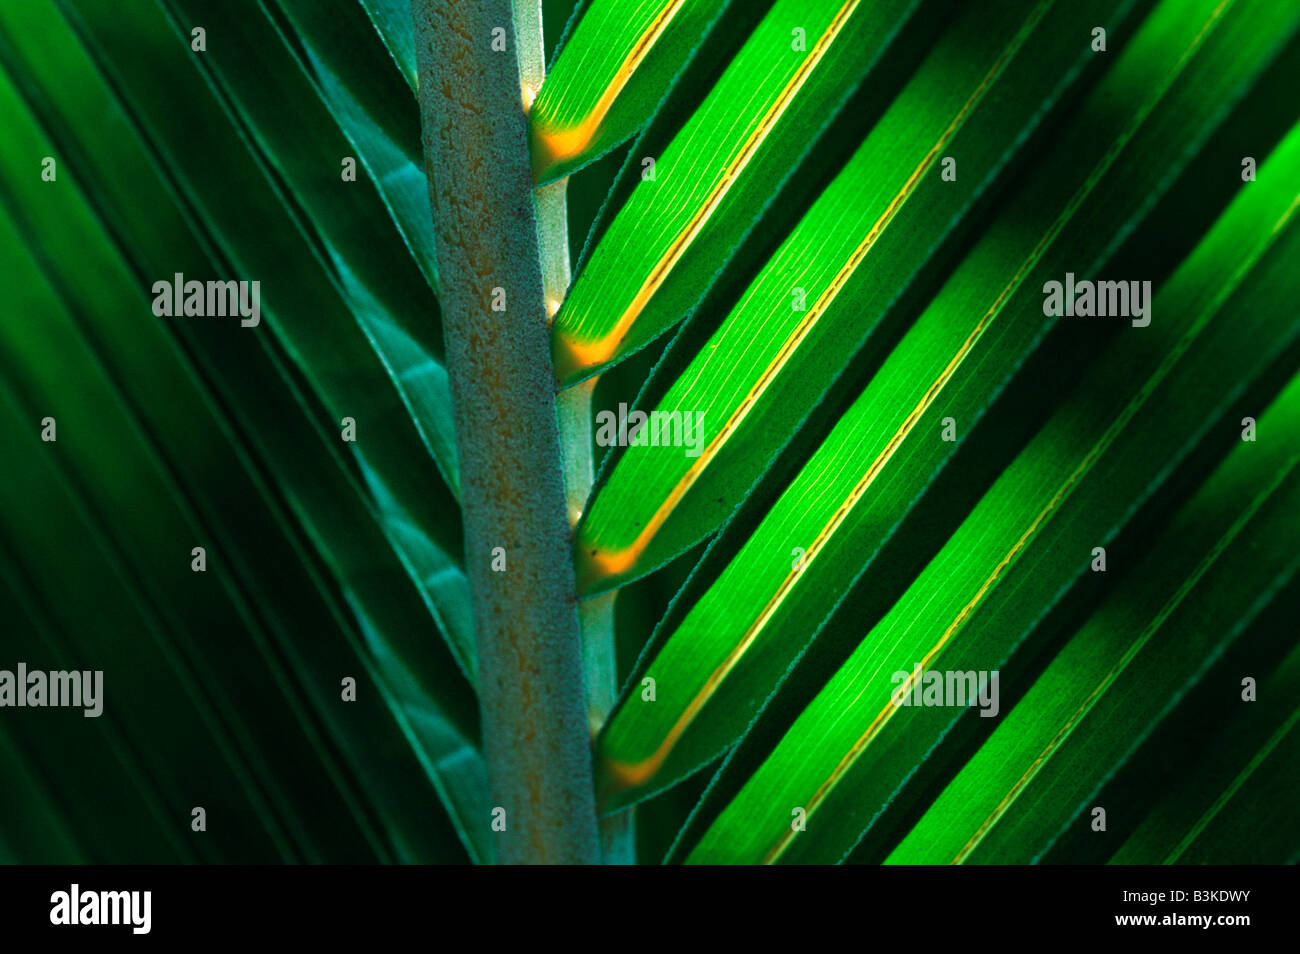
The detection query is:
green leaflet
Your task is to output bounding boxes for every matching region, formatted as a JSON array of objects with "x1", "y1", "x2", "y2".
[
  {"x1": 1110, "y1": 635, "x2": 1300, "y2": 865},
  {"x1": 358, "y1": 0, "x2": 418, "y2": 92},
  {"x1": 40, "y1": 0, "x2": 477, "y2": 681},
  {"x1": 270, "y1": 0, "x2": 441, "y2": 296},
  {"x1": 682, "y1": 124, "x2": 1300, "y2": 862},
  {"x1": 574, "y1": 0, "x2": 1129, "y2": 594},
  {"x1": 0, "y1": 531, "x2": 200, "y2": 863},
  {"x1": 886, "y1": 371, "x2": 1300, "y2": 864},
  {"x1": 530, "y1": 0, "x2": 736, "y2": 183},
  {"x1": 0, "y1": 234, "x2": 310, "y2": 861},
  {"x1": 158, "y1": 0, "x2": 459, "y2": 498},
  {"x1": 597, "y1": 0, "x2": 1292, "y2": 811},
  {"x1": 1155, "y1": 704, "x2": 1300, "y2": 865},
  {"x1": 1, "y1": 202, "x2": 485, "y2": 860},
  {"x1": 0, "y1": 2, "x2": 487, "y2": 861},
  {"x1": 550, "y1": 0, "x2": 922, "y2": 384},
  {"x1": 0, "y1": 707, "x2": 87, "y2": 863},
  {"x1": 1, "y1": 0, "x2": 1294, "y2": 869}
]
